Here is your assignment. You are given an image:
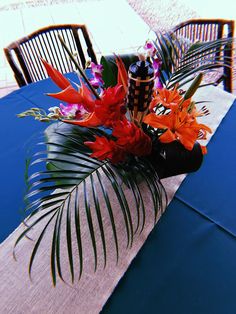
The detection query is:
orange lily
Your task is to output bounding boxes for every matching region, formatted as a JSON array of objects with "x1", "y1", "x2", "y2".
[
  {"x1": 143, "y1": 108, "x2": 212, "y2": 151},
  {"x1": 149, "y1": 86, "x2": 183, "y2": 111}
]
